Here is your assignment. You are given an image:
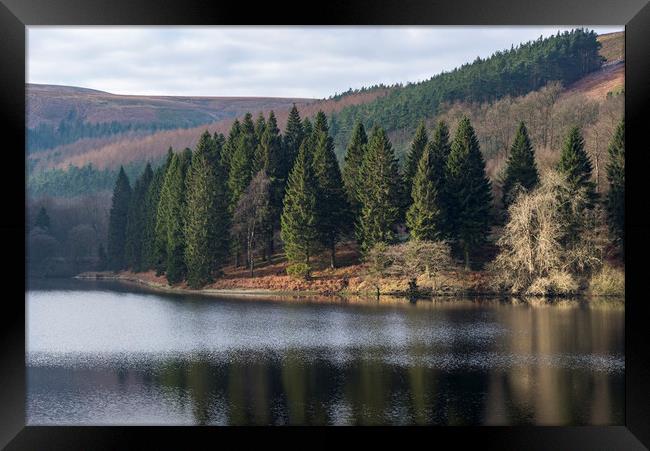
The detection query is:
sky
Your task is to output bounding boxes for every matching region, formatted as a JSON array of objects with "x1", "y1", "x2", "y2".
[{"x1": 27, "y1": 26, "x2": 623, "y2": 99}]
